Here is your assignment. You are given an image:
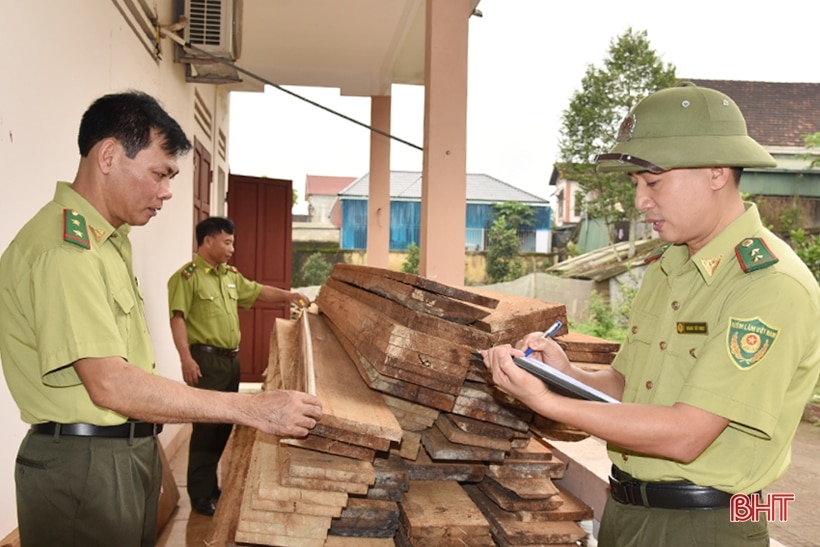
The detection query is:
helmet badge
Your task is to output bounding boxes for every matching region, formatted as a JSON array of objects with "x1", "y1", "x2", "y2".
[{"x1": 616, "y1": 113, "x2": 636, "y2": 143}]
